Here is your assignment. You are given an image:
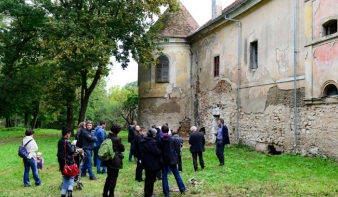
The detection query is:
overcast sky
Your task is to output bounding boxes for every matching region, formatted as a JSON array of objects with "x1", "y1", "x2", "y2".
[{"x1": 106, "y1": 0, "x2": 235, "y2": 88}]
